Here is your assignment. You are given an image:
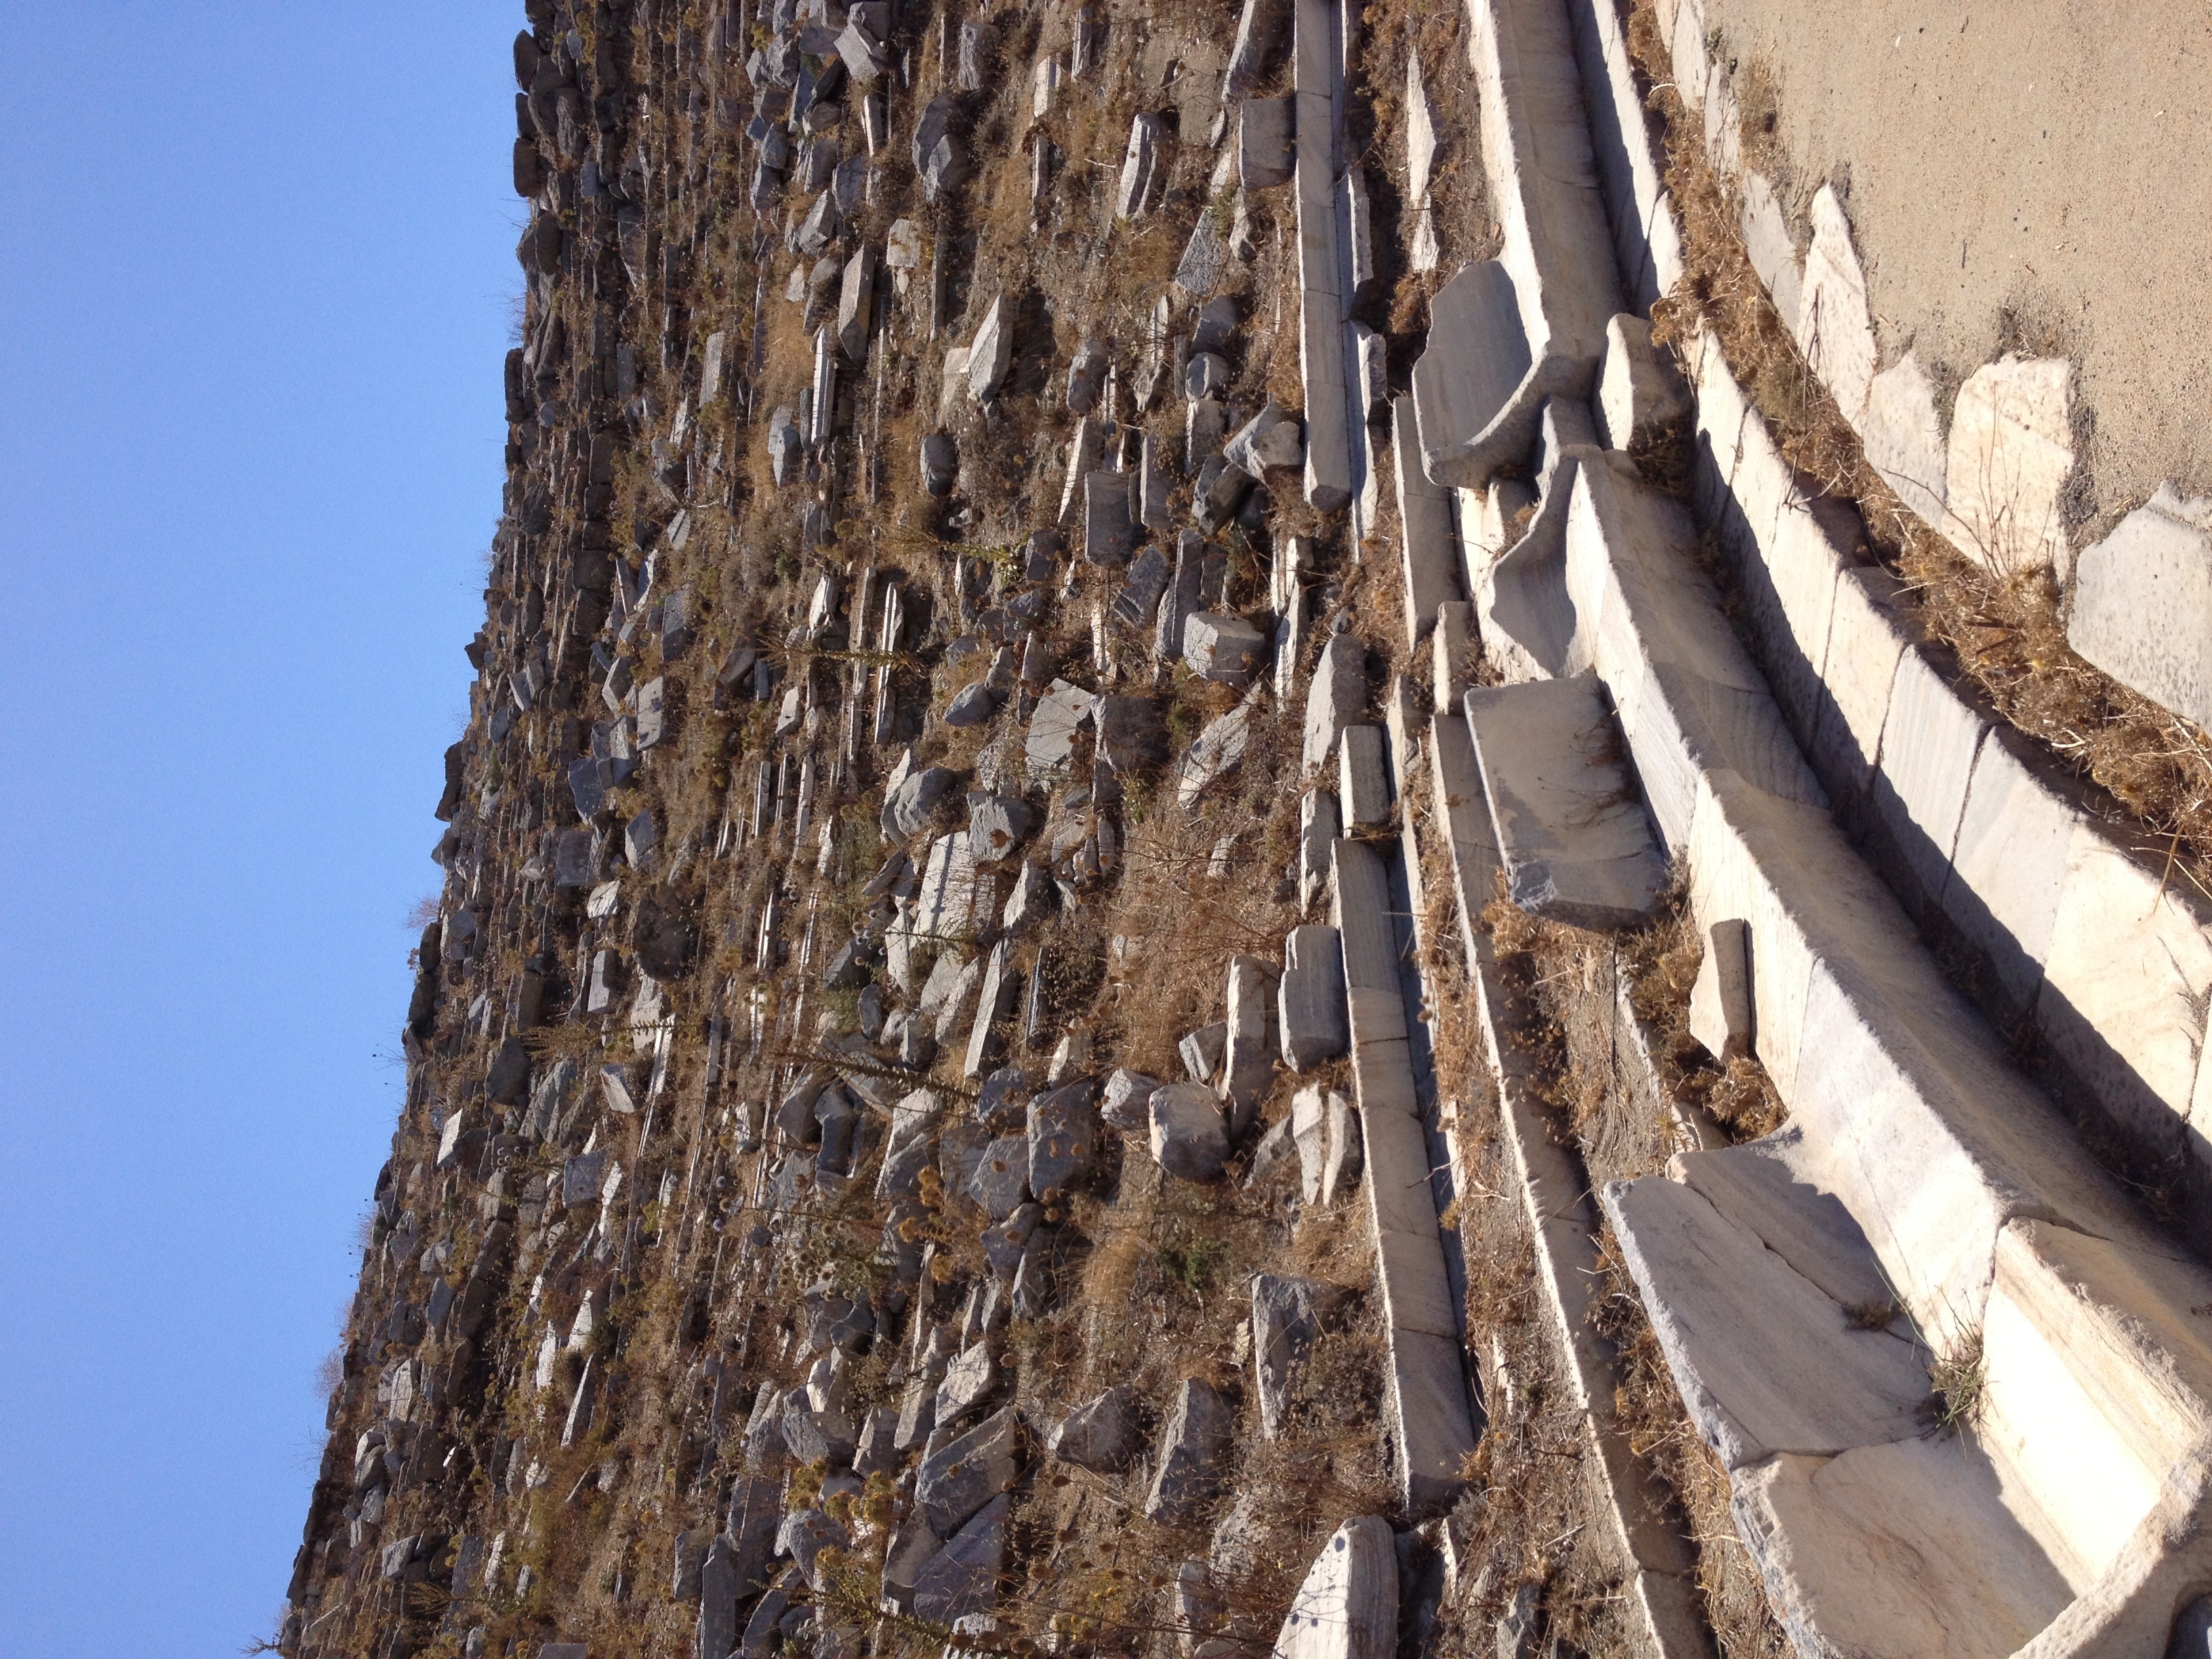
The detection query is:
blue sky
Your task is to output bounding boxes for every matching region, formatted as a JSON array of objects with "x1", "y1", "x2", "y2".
[{"x1": 0, "y1": 7, "x2": 515, "y2": 1653}]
